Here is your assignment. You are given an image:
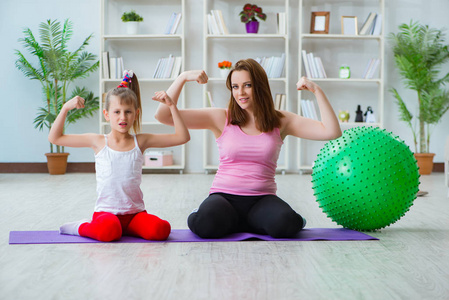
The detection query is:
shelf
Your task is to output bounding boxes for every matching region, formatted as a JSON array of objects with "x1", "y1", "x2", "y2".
[
  {"x1": 206, "y1": 34, "x2": 288, "y2": 39},
  {"x1": 297, "y1": 0, "x2": 385, "y2": 172},
  {"x1": 100, "y1": 0, "x2": 186, "y2": 172},
  {"x1": 103, "y1": 34, "x2": 183, "y2": 40},
  {"x1": 308, "y1": 78, "x2": 381, "y2": 83},
  {"x1": 301, "y1": 34, "x2": 382, "y2": 40}
]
